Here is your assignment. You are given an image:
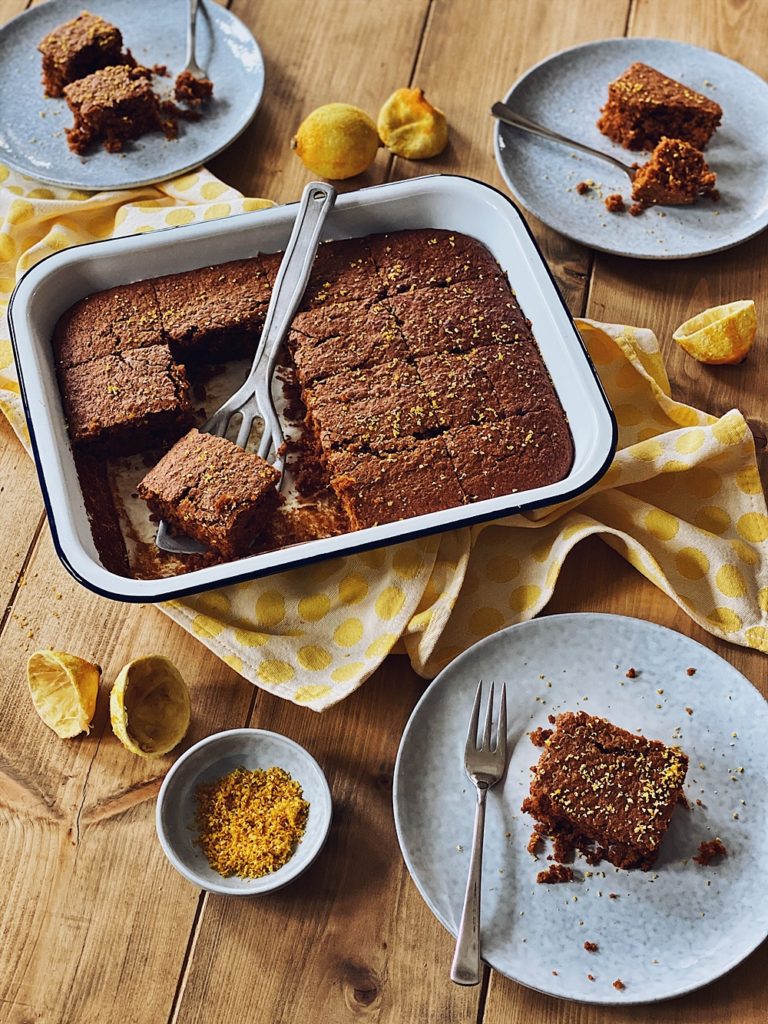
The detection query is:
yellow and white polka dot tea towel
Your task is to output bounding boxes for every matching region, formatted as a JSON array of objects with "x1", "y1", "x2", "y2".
[{"x1": 1, "y1": 164, "x2": 766, "y2": 712}]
